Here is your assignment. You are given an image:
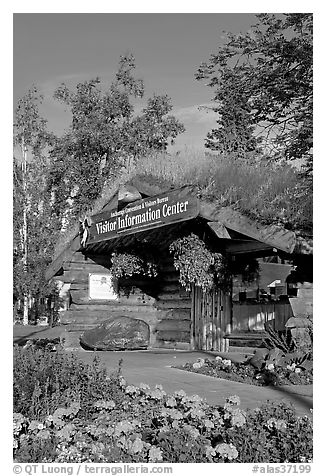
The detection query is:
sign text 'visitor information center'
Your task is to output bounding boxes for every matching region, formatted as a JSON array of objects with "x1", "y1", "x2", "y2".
[{"x1": 88, "y1": 189, "x2": 198, "y2": 244}]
